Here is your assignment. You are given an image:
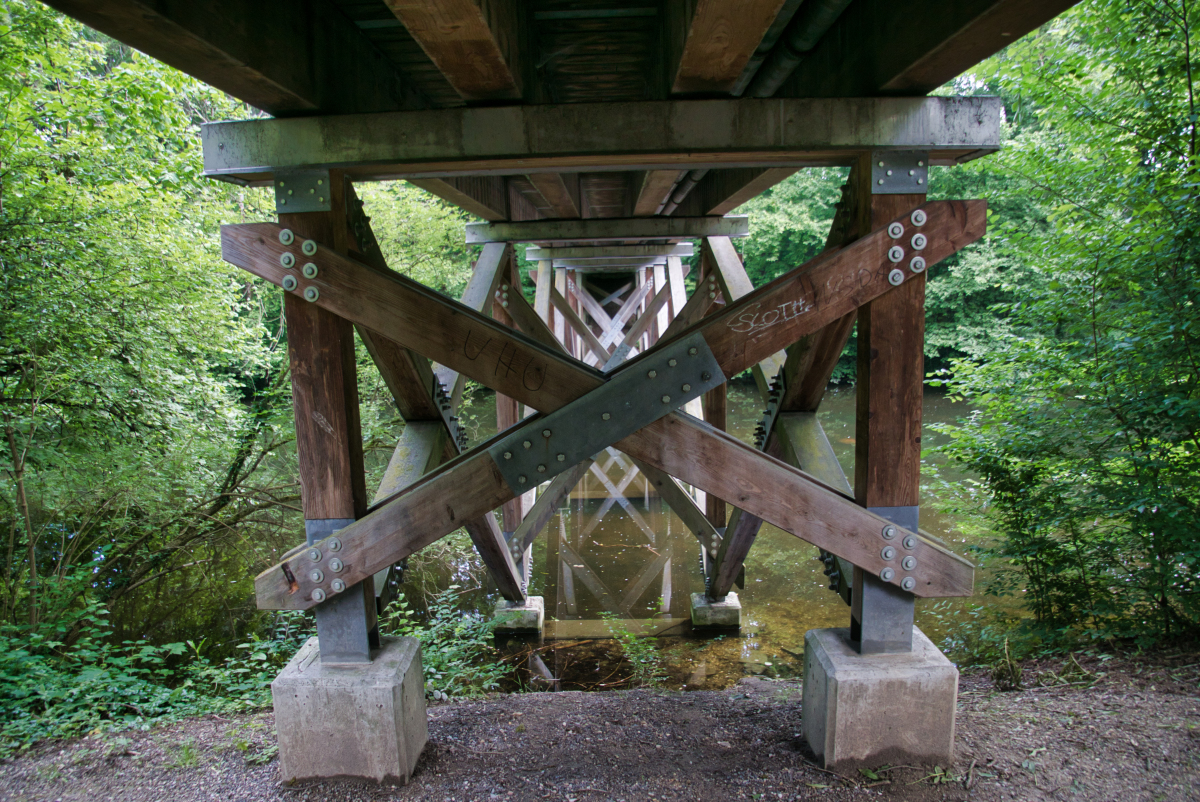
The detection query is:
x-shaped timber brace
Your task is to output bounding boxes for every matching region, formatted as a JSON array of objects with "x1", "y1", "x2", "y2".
[{"x1": 225, "y1": 189, "x2": 984, "y2": 655}]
